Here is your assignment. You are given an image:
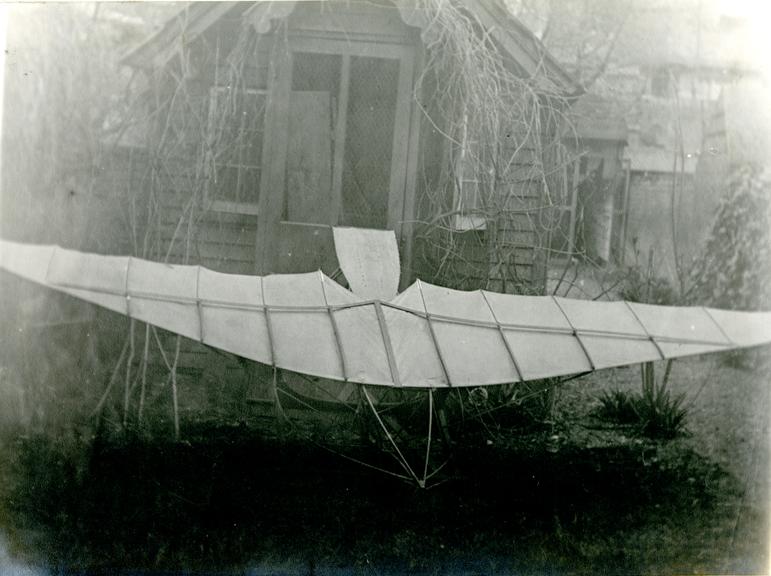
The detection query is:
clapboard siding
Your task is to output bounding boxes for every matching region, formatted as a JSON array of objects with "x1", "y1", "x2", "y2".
[
  {"x1": 498, "y1": 181, "x2": 543, "y2": 202},
  {"x1": 439, "y1": 225, "x2": 538, "y2": 292},
  {"x1": 161, "y1": 223, "x2": 258, "y2": 273},
  {"x1": 81, "y1": 2, "x2": 560, "y2": 386},
  {"x1": 154, "y1": 161, "x2": 260, "y2": 272},
  {"x1": 417, "y1": 117, "x2": 550, "y2": 292},
  {"x1": 490, "y1": 229, "x2": 537, "y2": 245},
  {"x1": 159, "y1": 208, "x2": 259, "y2": 236},
  {"x1": 164, "y1": 241, "x2": 255, "y2": 265}
]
